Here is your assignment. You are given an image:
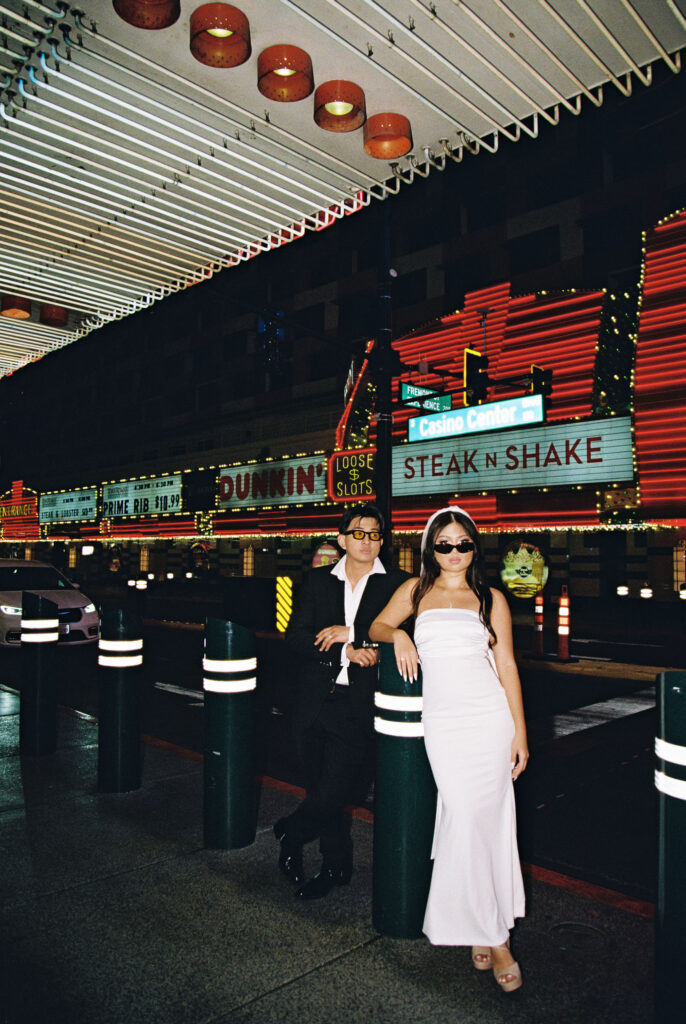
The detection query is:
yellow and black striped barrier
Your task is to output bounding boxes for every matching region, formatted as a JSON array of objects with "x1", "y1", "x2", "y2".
[
  {"x1": 19, "y1": 592, "x2": 59, "y2": 756},
  {"x1": 275, "y1": 575, "x2": 293, "y2": 633},
  {"x1": 97, "y1": 607, "x2": 144, "y2": 793},
  {"x1": 372, "y1": 643, "x2": 436, "y2": 939},
  {"x1": 655, "y1": 670, "x2": 686, "y2": 1024},
  {"x1": 203, "y1": 618, "x2": 257, "y2": 850}
]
